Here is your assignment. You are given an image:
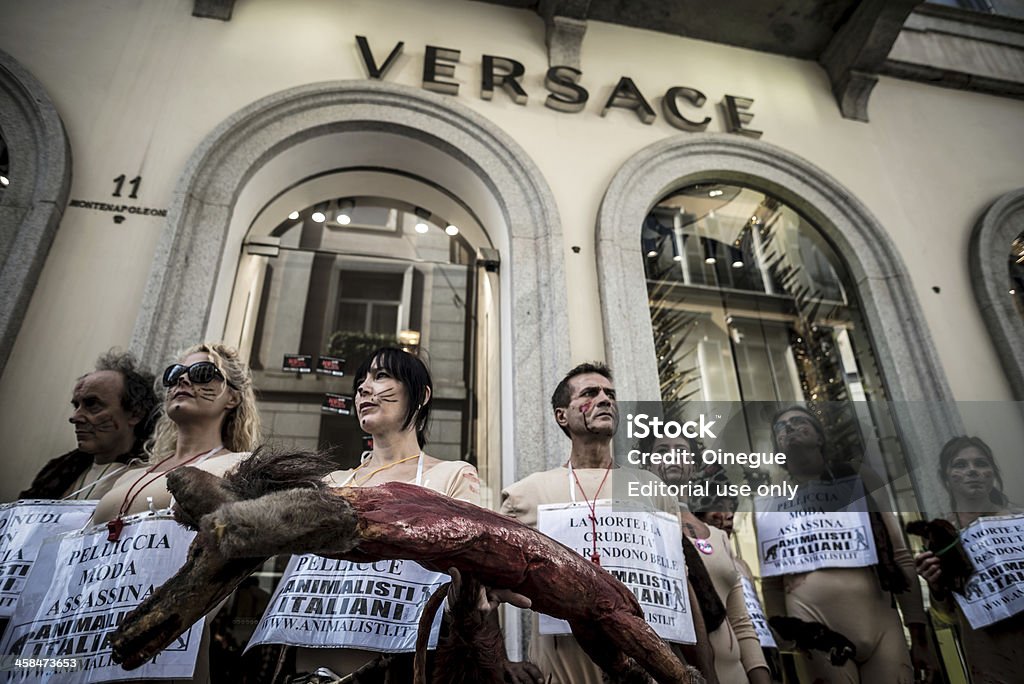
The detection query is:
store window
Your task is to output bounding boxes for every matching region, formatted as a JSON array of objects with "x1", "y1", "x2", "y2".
[
  {"x1": 642, "y1": 182, "x2": 917, "y2": 512},
  {"x1": 1012, "y1": 231, "x2": 1024, "y2": 319},
  {"x1": 233, "y1": 194, "x2": 484, "y2": 472}
]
